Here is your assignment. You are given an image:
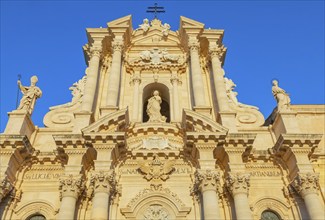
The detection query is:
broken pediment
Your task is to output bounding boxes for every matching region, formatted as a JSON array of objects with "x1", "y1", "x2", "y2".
[{"x1": 179, "y1": 16, "x2": 205, "y2": 35}]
